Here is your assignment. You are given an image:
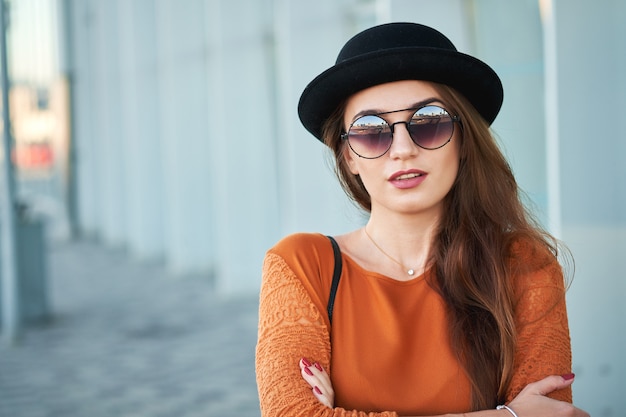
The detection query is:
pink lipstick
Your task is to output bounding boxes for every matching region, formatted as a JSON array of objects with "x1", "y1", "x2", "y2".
[{"x1": 389, "y1": 169, "x2": 427, "y2": 189}]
